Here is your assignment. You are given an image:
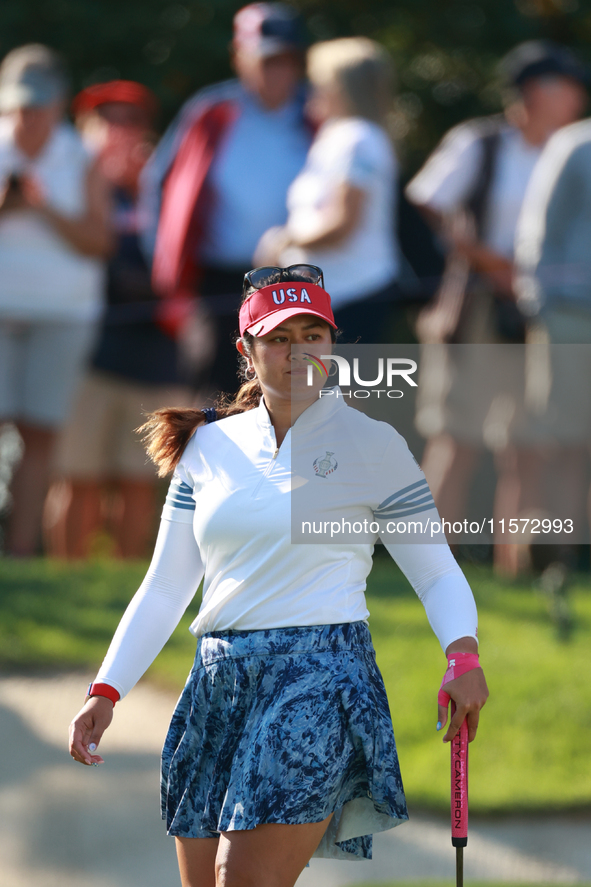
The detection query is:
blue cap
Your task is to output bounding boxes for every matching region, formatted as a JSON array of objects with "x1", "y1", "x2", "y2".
[
  {"x1": 500, "y1": 40, "x2": 589, "y2": 89},
  {"x1": 233, "y1": 3, "x2": 306, "y2": 57}
]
